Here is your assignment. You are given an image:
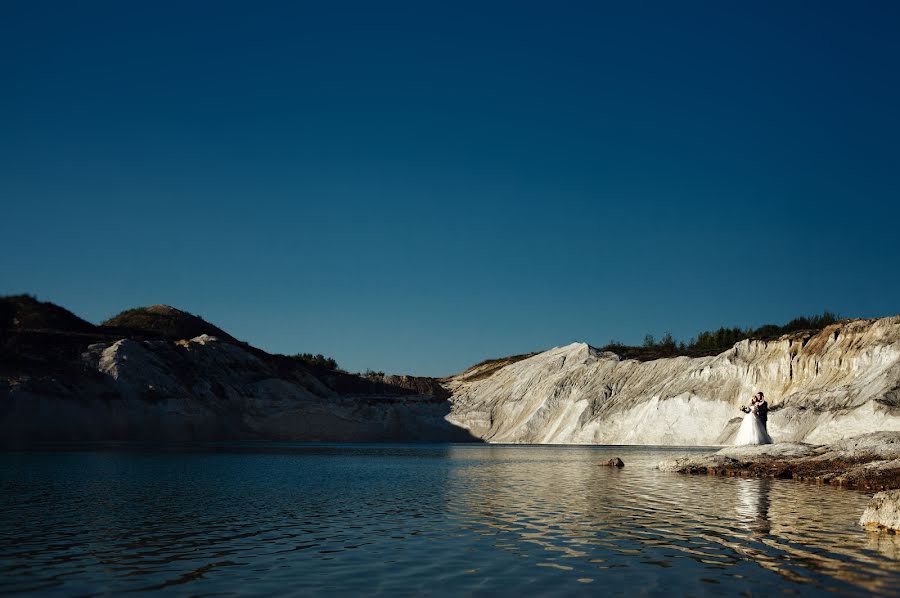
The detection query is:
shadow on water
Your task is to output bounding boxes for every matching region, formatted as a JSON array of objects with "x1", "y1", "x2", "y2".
[{"x1": 0, "y1": 393, "x2": 485, "y2": 446}]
